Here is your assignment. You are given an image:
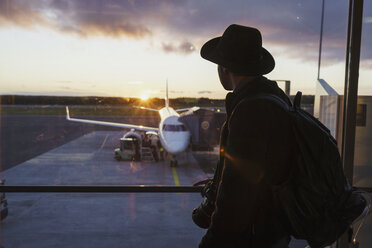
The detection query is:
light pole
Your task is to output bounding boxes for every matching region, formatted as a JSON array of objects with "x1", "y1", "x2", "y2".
[{"x1": 317, "y1": 0, "x2": 325, "y2": 80}]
